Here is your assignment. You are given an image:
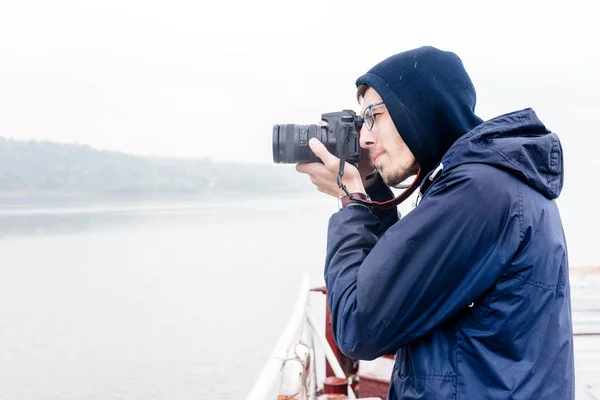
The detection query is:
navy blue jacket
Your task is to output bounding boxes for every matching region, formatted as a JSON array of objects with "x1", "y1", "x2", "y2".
[{"x1": 325, "y1": 108, "x2": 574, "y2": 399}]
